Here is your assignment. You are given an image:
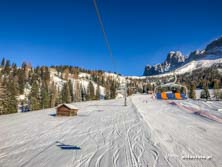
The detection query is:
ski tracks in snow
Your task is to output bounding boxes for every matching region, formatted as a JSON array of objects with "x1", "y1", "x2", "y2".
[
  {"x1": 1, "y1": 98, "x2": 170, "y2": 167},
  {"x1": 73, "y1": 100, "x2": 165, "y2": 167}
]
